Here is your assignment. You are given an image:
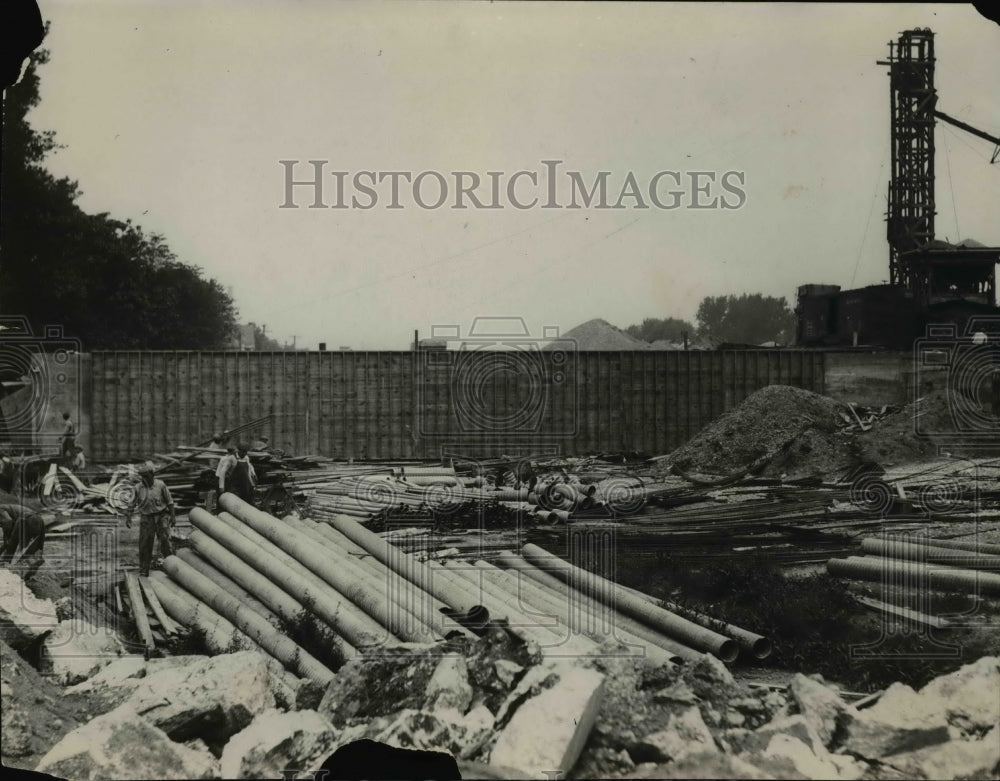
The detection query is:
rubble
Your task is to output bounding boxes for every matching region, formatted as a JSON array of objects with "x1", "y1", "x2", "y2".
[
  {"x1": 840, "y1": 682, "x2": 951, "y2": 758},
  {"x1": 0, "y1": 566, "x2": 59, "y2": 650},
  {"x1": 489, "y1": 666, "x2": 605, "y2": 777},
  {"x1": 789, "y1": 673, "x2": 852, "y2": 747},
  {"x1": 219, "y1": 708, "x2": 338, "y2": 779},
  {"x1": 123, "y1": 650, "x2": 276, "y2": 744},
  {"x1": 39, "y1": 617, "x2": 125, "y2": 685},
  {"x1": 34, "y1": 704, "x2": 218, "y2": 780}
]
